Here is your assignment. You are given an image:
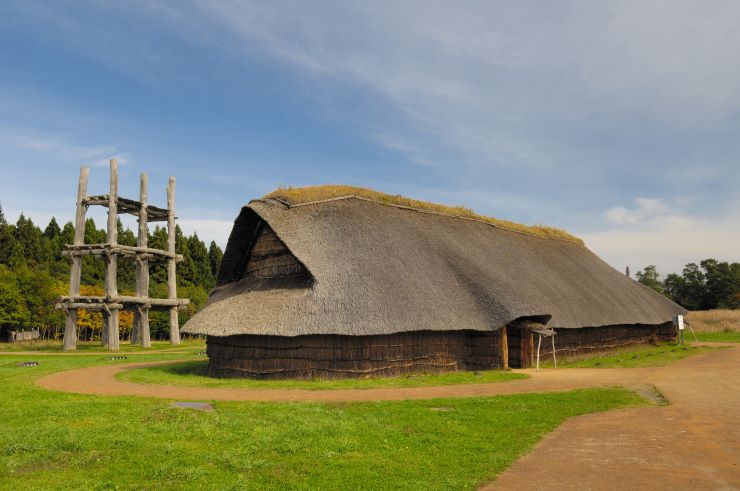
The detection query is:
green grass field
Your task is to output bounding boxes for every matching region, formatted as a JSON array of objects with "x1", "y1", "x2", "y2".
[
  {"x1": 0, "y1": 352, "x2": 647, "y2": 490},
  {"x1": 117, "y1": 360, "x2": 528, "y2": 390},
  {"x1": 543, "y1": 343, "x2": 718, "y2": 369},
  {"x1": 689, "y1": 331, "x2": 740, "y2": 343}
]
